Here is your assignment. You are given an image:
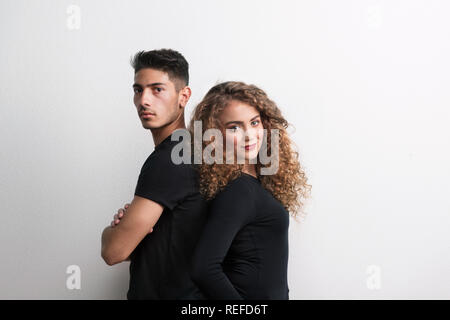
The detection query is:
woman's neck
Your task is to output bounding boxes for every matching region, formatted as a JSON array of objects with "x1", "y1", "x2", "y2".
[{"x1": 242, "y1": 164, "x2": 257, "y2": 178}]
